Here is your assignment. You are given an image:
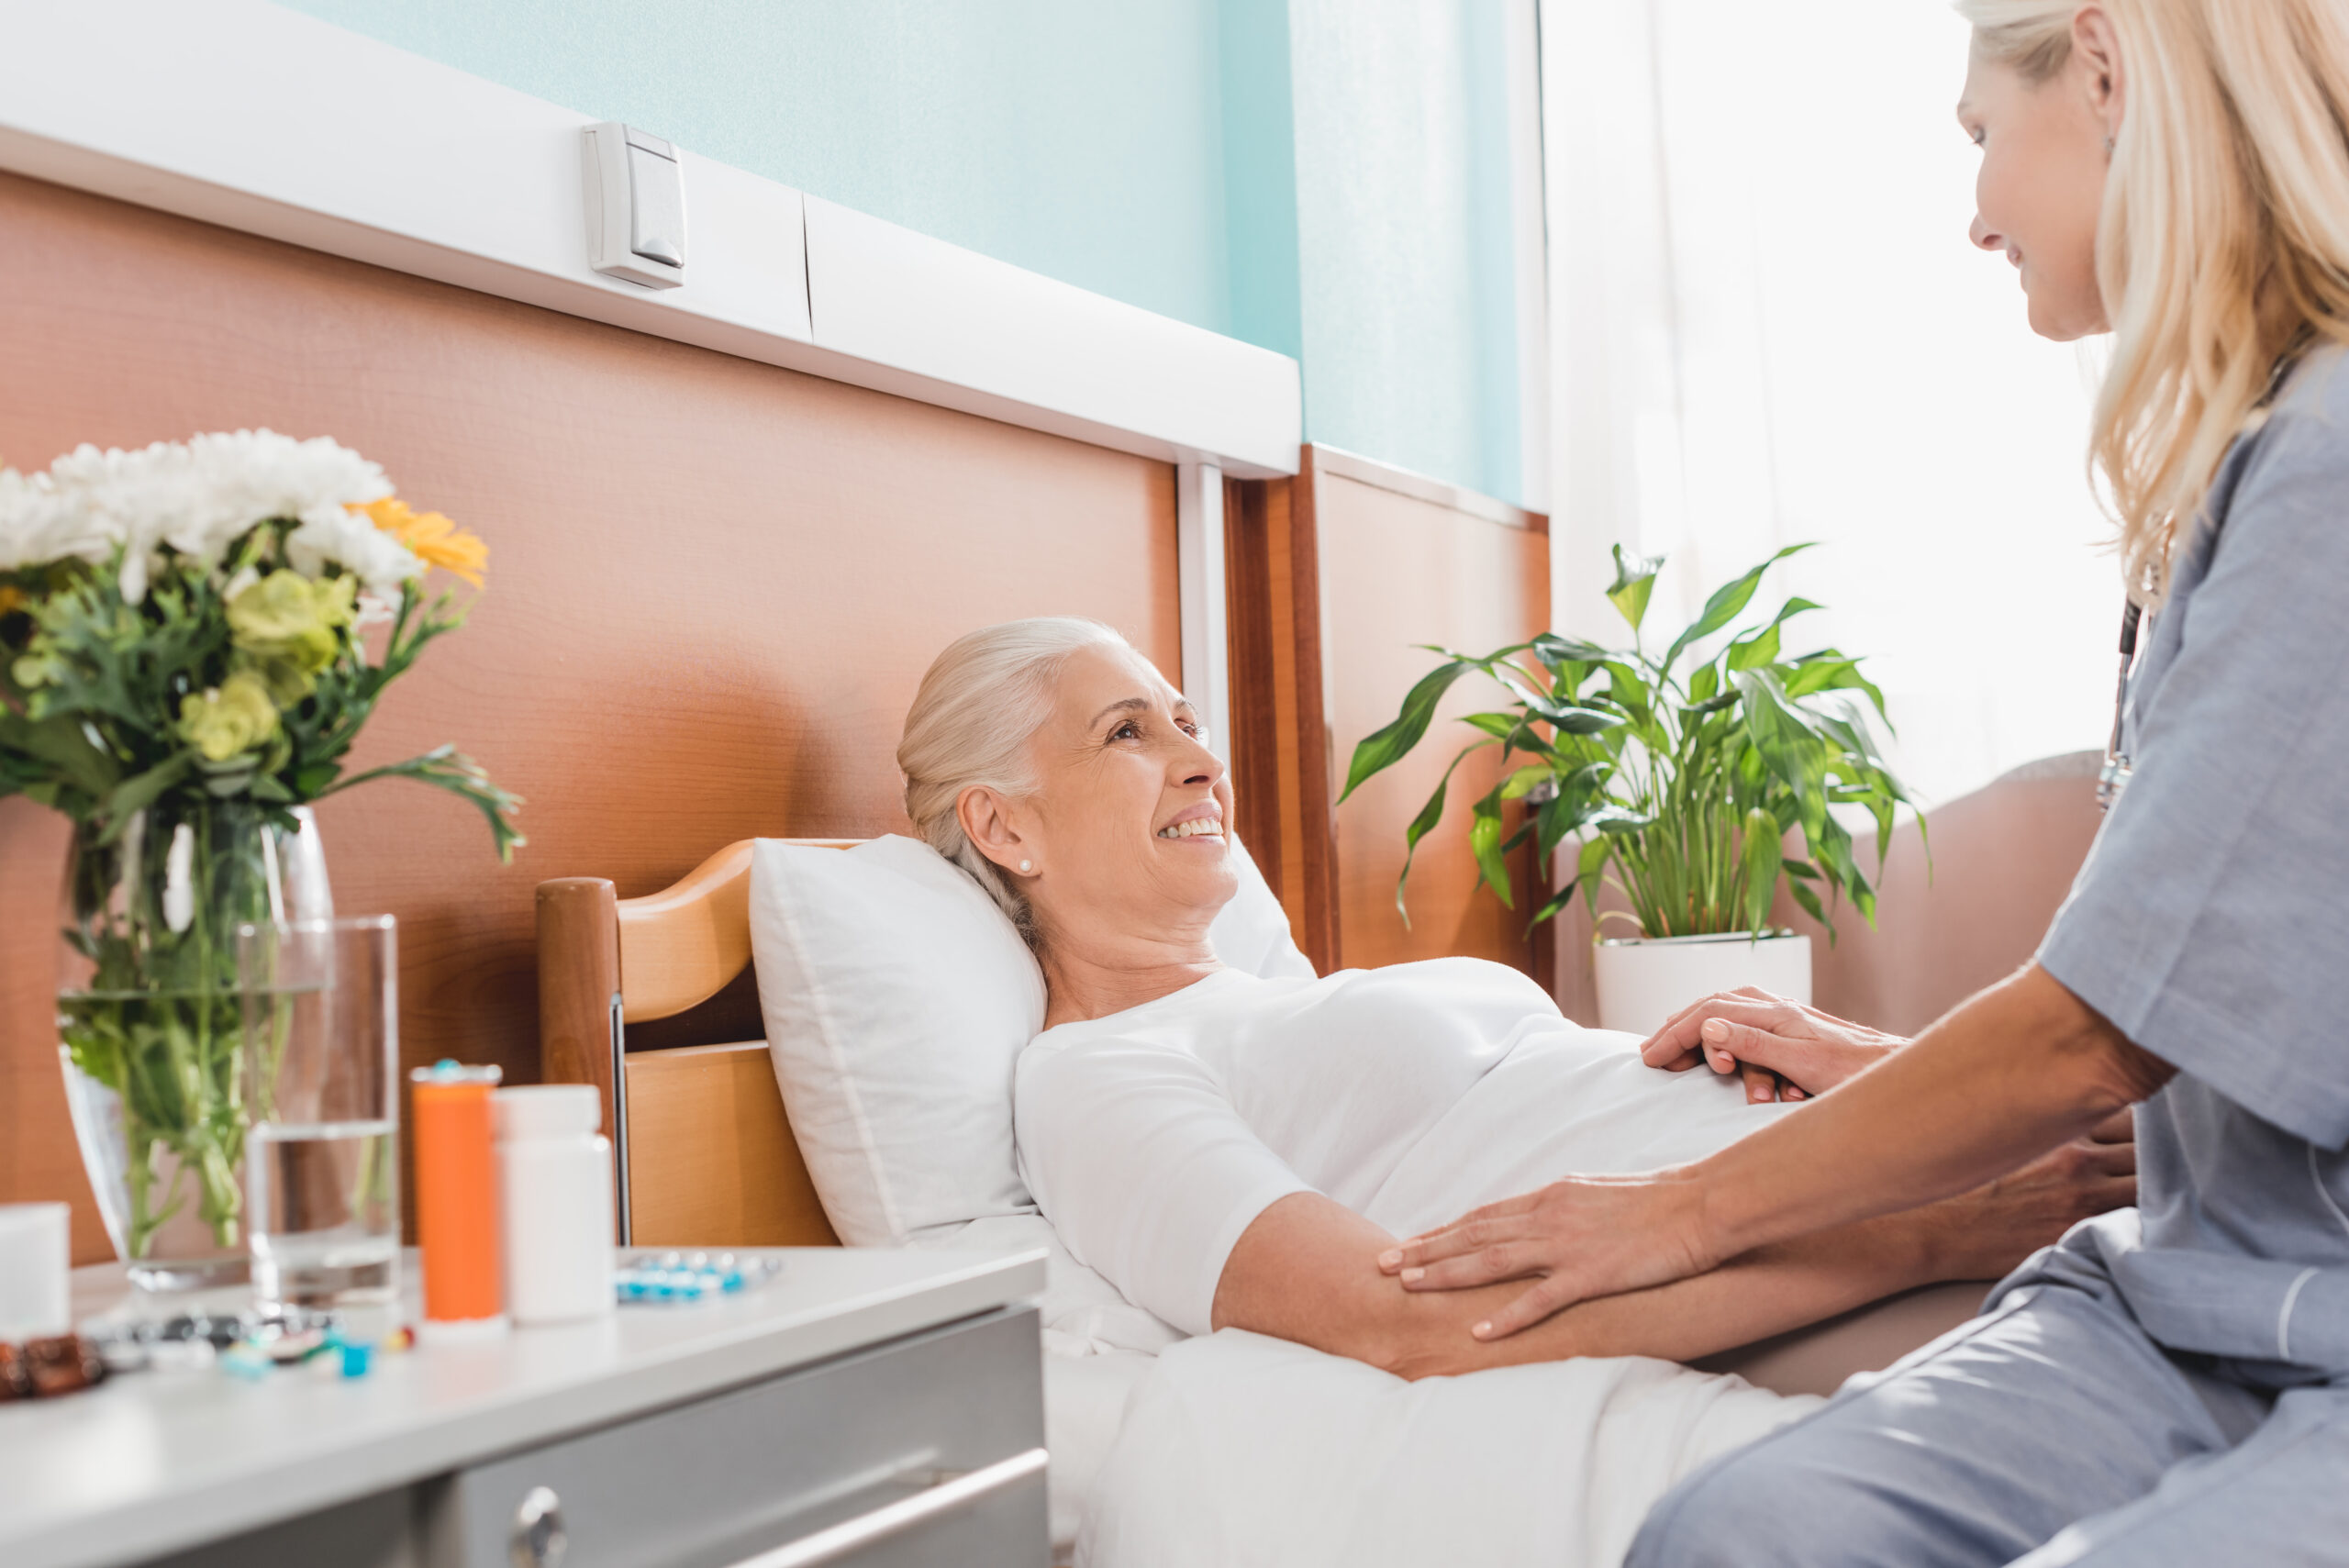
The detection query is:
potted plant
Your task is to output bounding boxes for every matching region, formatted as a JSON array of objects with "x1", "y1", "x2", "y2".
[
  {"x1": 1340, "y1": 543, "x2": 1920, "y2": 1034},
  {"x1": 0, "y1": 430, "x2": 522, "y2": 1288}
]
